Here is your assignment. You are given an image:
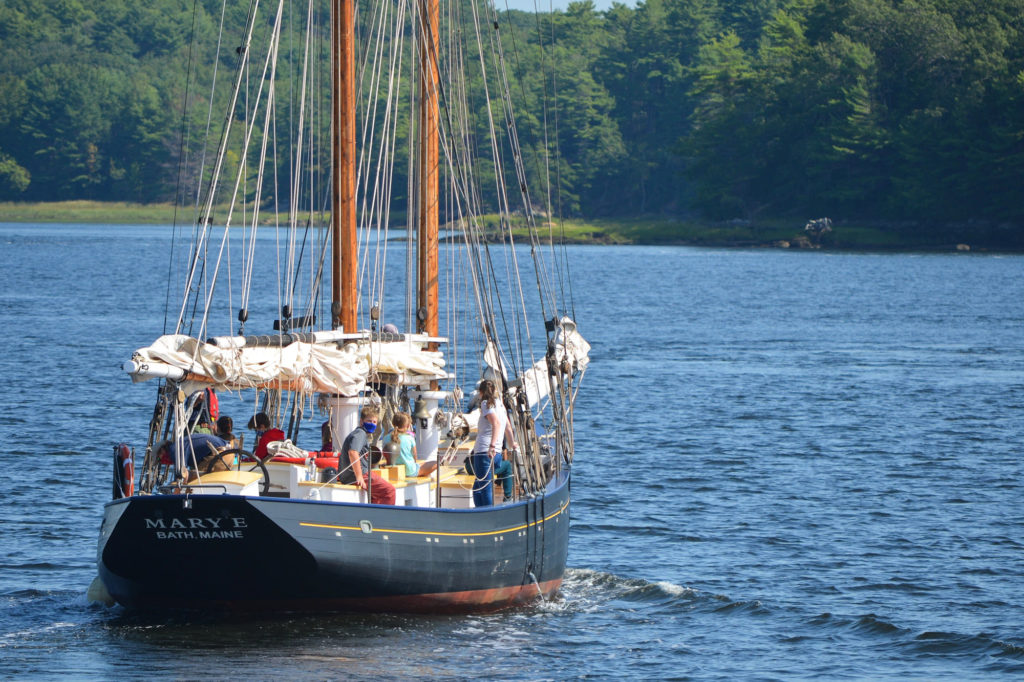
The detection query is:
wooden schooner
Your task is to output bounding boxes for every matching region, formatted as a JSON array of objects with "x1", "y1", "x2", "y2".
[{"x1": 94, "y1": 0, "x2": 588, "y2": 611}]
